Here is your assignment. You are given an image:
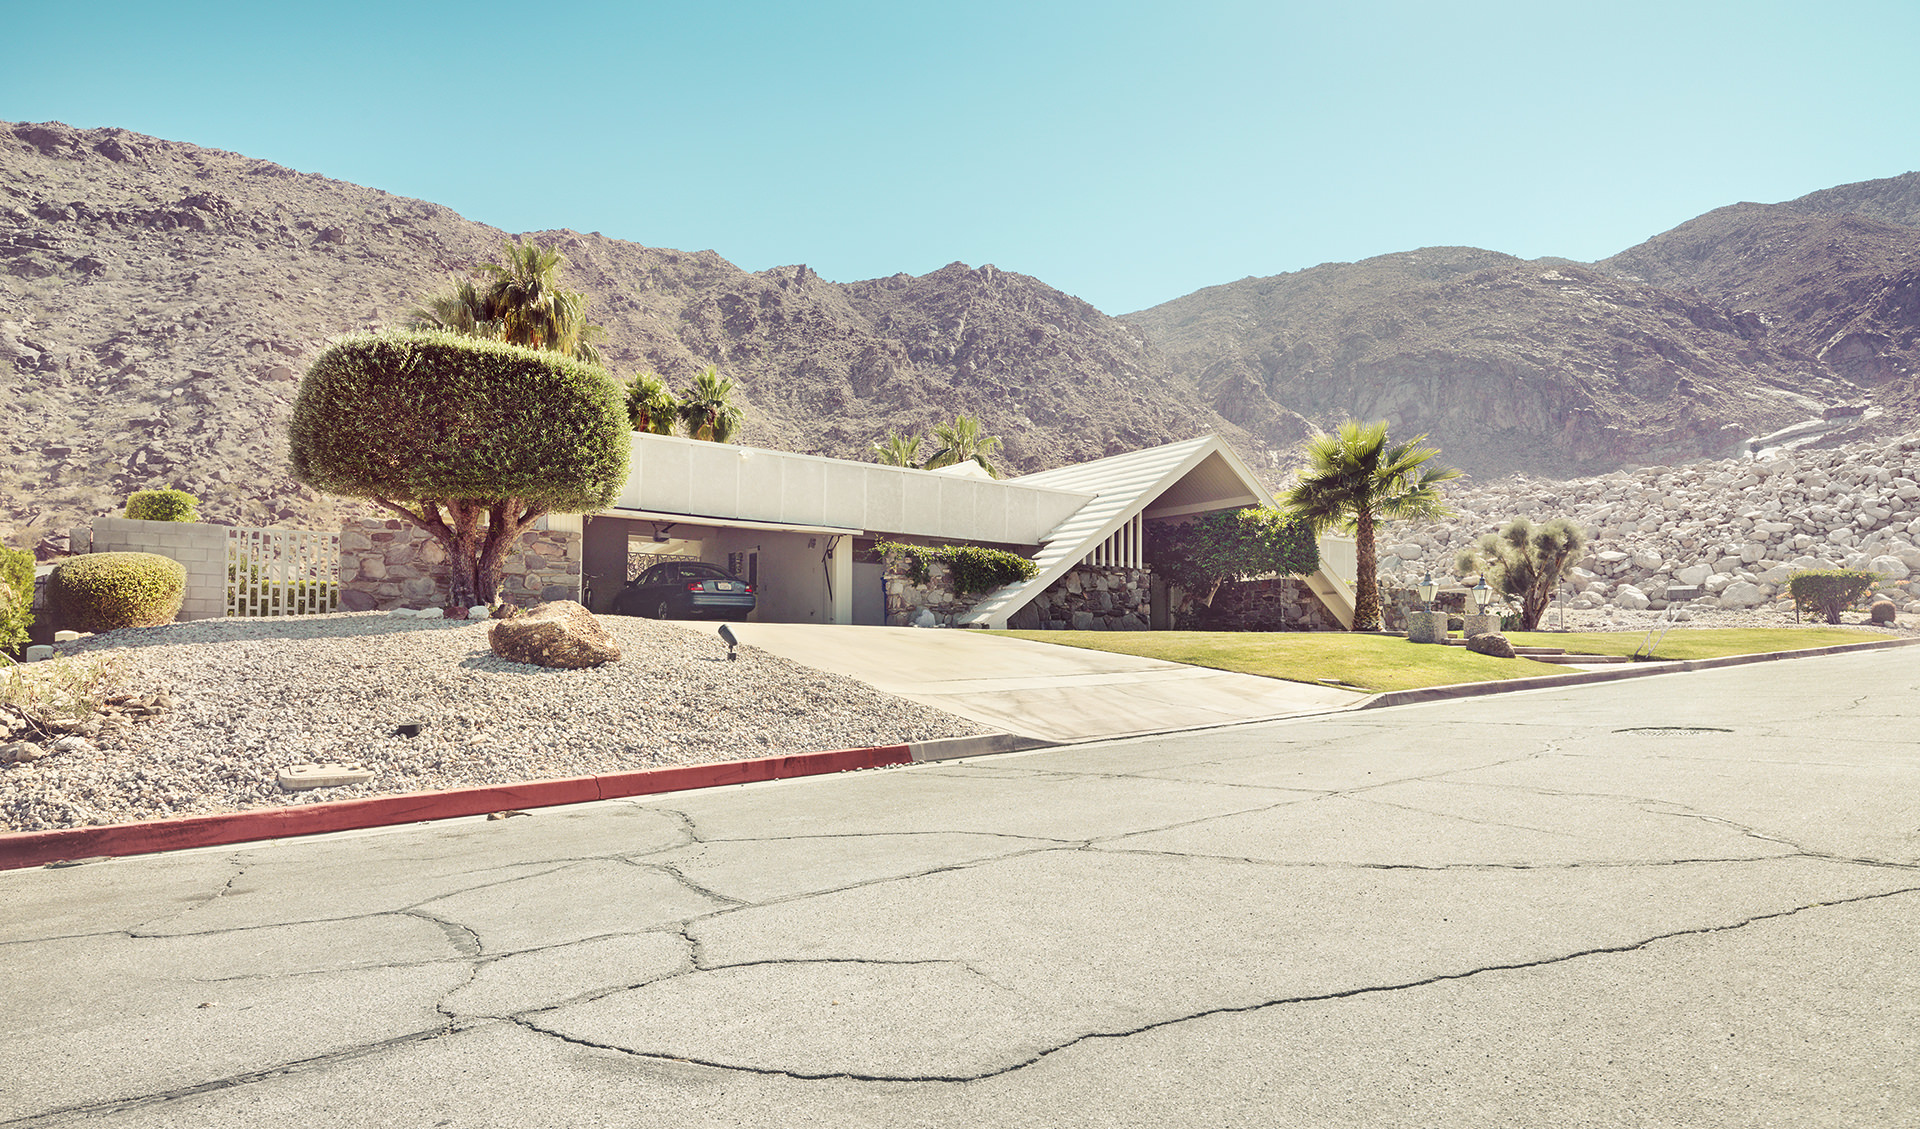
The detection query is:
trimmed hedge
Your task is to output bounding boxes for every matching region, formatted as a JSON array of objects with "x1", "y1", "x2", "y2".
[
  {"x1": 51, "y1": 552, "x2": 187, "y2": 632},
  {"x1": 0, "y1": 546, "x2": 32, "y2": 657},
  {"x1": 124, "y1": 489, "x2": 200, "y2": 522},
  {"x1": 877, "y1": 542, "x2": 1039, "y2": 595},
  {"x1": 288, "y1": 330, "x2": 630, "y2": 511},
  {"x1": 1787, "y1": 569, "x2": 1879, "y2": 625}
]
